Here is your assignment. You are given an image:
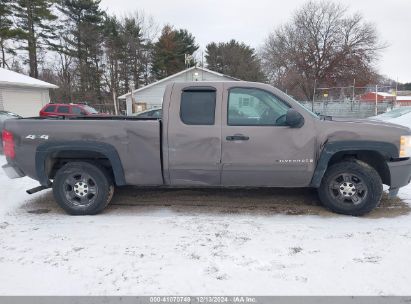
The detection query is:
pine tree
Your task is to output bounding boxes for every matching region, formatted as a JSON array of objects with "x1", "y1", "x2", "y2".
[
  {"x1": 103, "y1": 16, "x2": 121, "y2": 98},
  {"x1": 121, "y1": 17, "x2": 145, "y2": 90},
  {"x1": 12, "y1": 0, "x2": 57, "y2": 78},
  {"x1": 151, "y1": 25, "x2": 198, "y2": 80},
  {"x1": 205, "y1": 40, "x2": 265, "y2": 82},
  {"x1": 0, "y1": 0, "x2": 22, "y2": 67},
  {"x1": 103, "y1": 15, "x2": 149, "y2": 98},
  {"x1": 58, "y1": 0, "x2": 105, "y2": 101},
  {"x1": 174, "y1": 29, "x2": 197, "y2": 65}
]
